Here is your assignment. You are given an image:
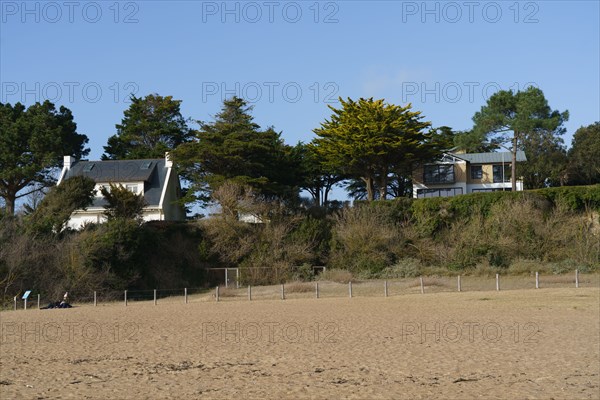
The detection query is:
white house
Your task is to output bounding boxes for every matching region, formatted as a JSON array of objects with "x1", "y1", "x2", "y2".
[
  {"x1": 57, "y1": 153, "x2": 185, "y2": 229},
  {"x1": 412, "y1": 151, "x2": 527, "y2": 198}
]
